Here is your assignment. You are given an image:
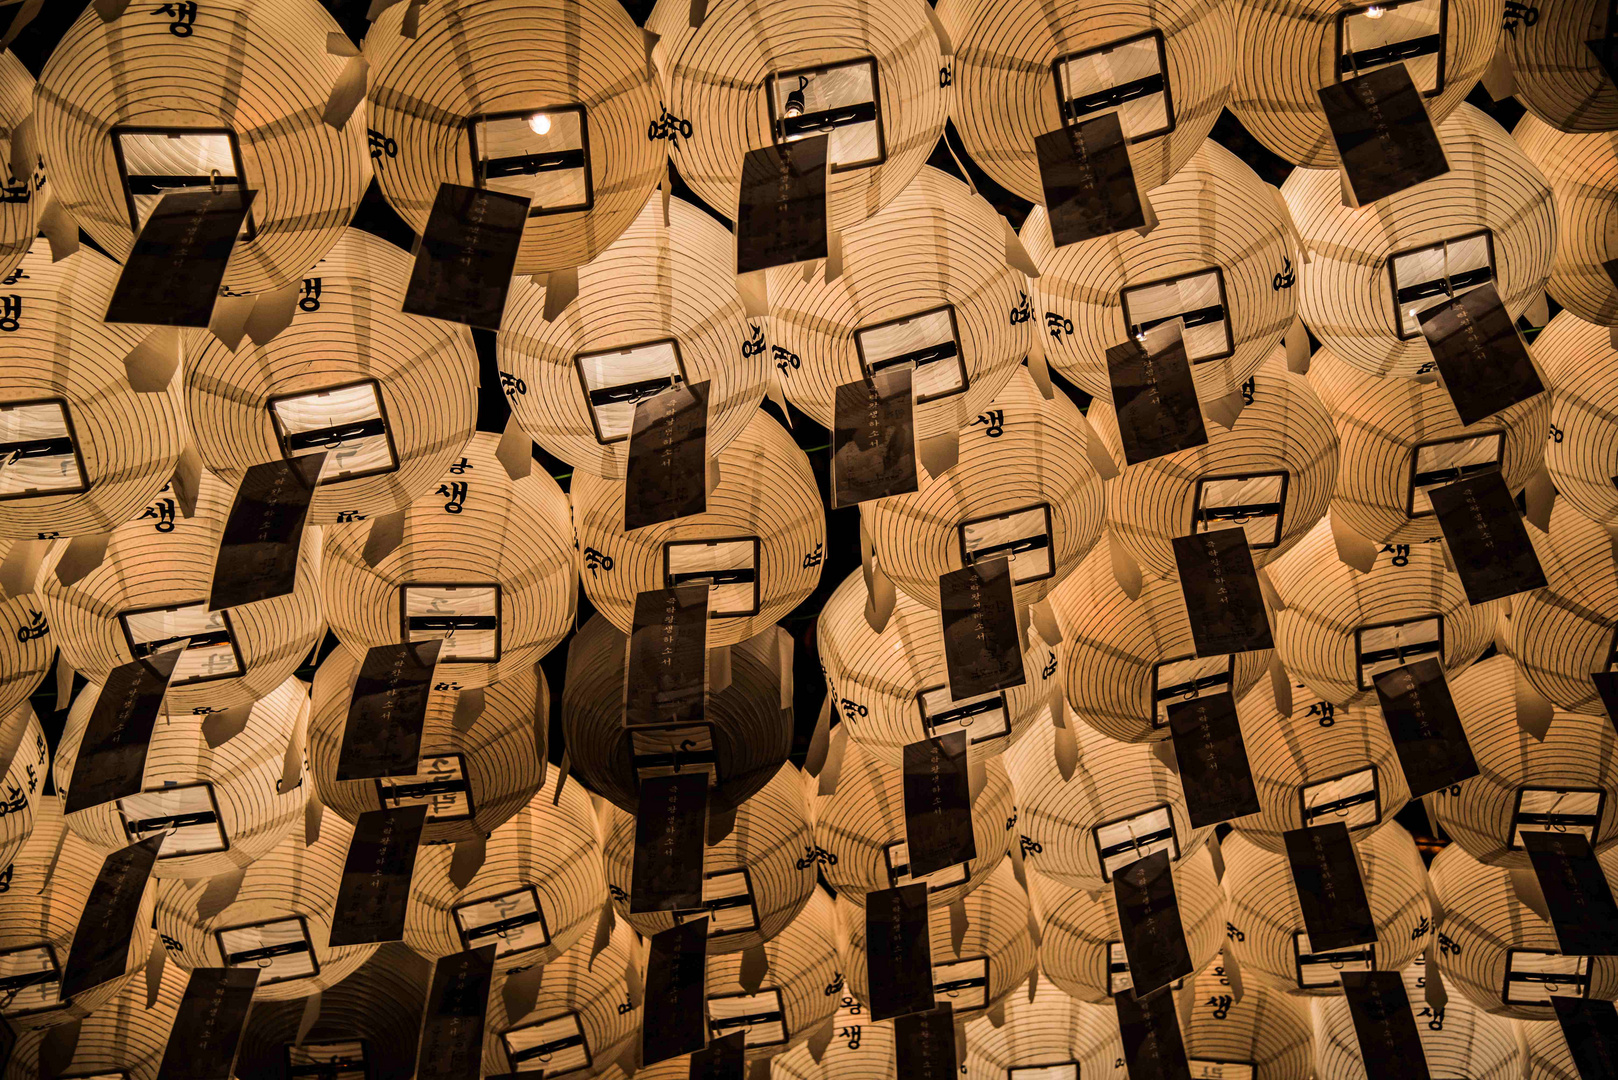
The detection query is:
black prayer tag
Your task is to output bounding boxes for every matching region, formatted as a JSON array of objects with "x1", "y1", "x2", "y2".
[
  {"x1": 893, "y1": 1003, "x2": 956, "y2": 1078},
  {"x1": 688, "y1": 1030, "x2": 745, "y2": 1080},
  {"x1": 1283, "y1": 822, "x2": 1377, "y2": 952},
  {"x1": 938, "y1": 557, "x2": 1027, "y2": 700},
  {"x1": 736, "y1": 136, "x2": 830, "y2": 275},
  {"x1": 624, "y1": 380, "x2": 711, "y2": 532},
  {"x1": 641, "y1": 920, "x2": 709, "y2": 1066},
  {"x1": 154, "y1": 968, "x2": 261, "y2": 1080},
  {"x1": 402, "y1": 183, "x2": 529, "y2": 331},
  {"x1": 1035, "y1": 114, "x2": 1149, "y2": 248},
  {"x1": 1594, "y1": 671, "x2": 1618, "y2": 736},
  {"x1": 63, "y1": 649, "x2": 185, "y2": 813},
  {"x1": 1114, "y1": 980, "x2": 1191, "y2": 1080},
  {"x1": 831, "y1": 366, "x2": 917, "y2": 509},
  {"x1": 626, "y1": 586, "x2": 709, "y2": 729},
  {"x1": 1107, "y1": 322, "x2": 1208, "y2": 467},
  {"x1": 865, "y1": 883, "x2": 935, "y2": 1021},
  {"x1": 207, "y1": 455, "x2": 324, "y2": 611},
  {"x1": 1553, "y1": 996, "x2": 1618, "y2": 1080},
  {"x1": 1112, "y1": 850, "x2": 1194, "y2": 999},
  {"x1": 1372, "y1": 658, "x2": 1479, "y2": 798},
  {"x1": 631, "y1": 771, "x2": 711, "y2": 913},
  {"x1": 328, "y1": 805, "x2": 428, "y2": 946},
  {"x1": 1418, "y1": 282, "x2": 1545, "y2": 428},
  {"x1": 1428, "y1": 469, "x2": 1548, "y2": 605},
  {"x1": 1171, "y1": 530, "x2": 1275, "y2": 656},
  {"x1": 1339, "y1": 971, "x2": 1432, "y2": 1080},
  {"x1": 901, "y1": 731, "x2": 976, "y2": 878},
  {"x1": 1523, "y1": 831, "x2": 1618, "y2": 957},
  {"x1": 60, "y1": 835, "x2": 163, "y2": 998},
  {"x1": 1318, "y1": 63, "x2": 1449, "y2": 205},
  {"x1": 1167, "y1": 692, "x2": 1261, "y2": 828},
  {"x1": 415, "y1": 946, "x2": 496, "y2": 1080},
  {"x1": 336, "y1": 641, "x2": 442, "y2": 781},
  {"x1": 104, "y1": 188, "x2": 256, "y2": 328}
]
